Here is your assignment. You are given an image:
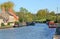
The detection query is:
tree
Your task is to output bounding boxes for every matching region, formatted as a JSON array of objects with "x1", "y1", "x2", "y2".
[
  {"x1": 24, "y1": 12, "x2": 34, "y2": 22},
  {"x1": 16, "y1": 7, "x2": 34, "y2": 22},
  {"x1": 20, "y1": 7, "x2": 34, "y2": 22},
  {"x1": 19, "y1": 18, "x2": 24, "y2": 22},
  {"x1": 49, "y1": 11, "x2": 55, "y2": 16},
  {"x1": 0, "y1": 5, "x2": 1, "y2": 8},
  {"x1": 20, "y1": 7, "x2": 28, "y2": 13},
  {"x1": 0, "y1": 1, "x2": 14, "y2": 10},
  {"x1": 0, "y1": 5, "x2": 1, "y2": 12},
  {"x1": 36, "y1": 9, "x2": 49, "y2": 20},
  {"x1": 47, "y1": 11, "x2": 56, "y2": 21}
]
